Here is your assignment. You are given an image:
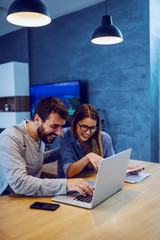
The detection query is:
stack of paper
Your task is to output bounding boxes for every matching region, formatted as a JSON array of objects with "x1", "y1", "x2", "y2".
[{"x1": 125, "y1": 172, "x2": 150, "y2": 183}]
